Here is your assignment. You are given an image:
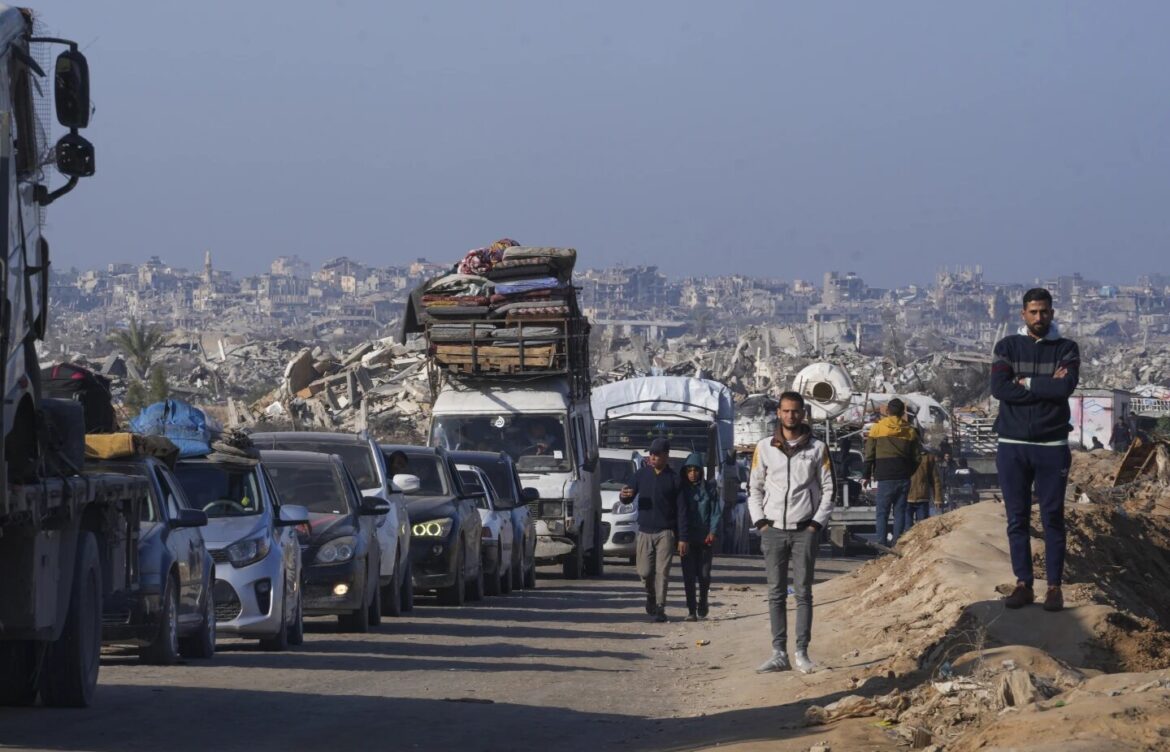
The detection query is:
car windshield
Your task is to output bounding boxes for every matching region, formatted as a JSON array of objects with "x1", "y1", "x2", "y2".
[
  {"x1": 173, "y1": 463, "x2": 264, "y2": 518},
  {"x1": 387, "y1": 453, "x2": 449, "y2": 496},
  {"x1": 265, "y1": 462, "x2": 352, "y2": 516},
  {"x1": 457, "y1": 469, "x2": 494, "y2": 510},
  {"x1": 430, "y1": 415, "x2": 571, "y2": 473},
  {"x1": 457, "y1": 458, "x2": 515, "y2": 505},
  {"x1": 598, "y1": 458, "x2": 636, "y2": 490},
  {"x1": 263, "y1": 440, "x2": 379, "y2": 489}
]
